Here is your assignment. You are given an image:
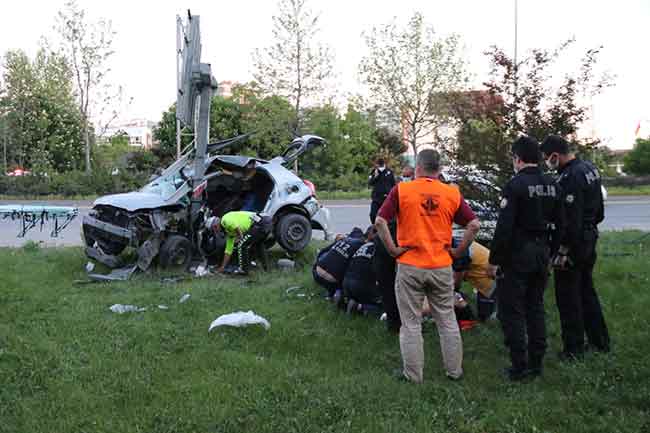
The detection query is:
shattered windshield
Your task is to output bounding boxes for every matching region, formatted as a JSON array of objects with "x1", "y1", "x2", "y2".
[{"x1": 140, "y1": 167, "x2": 190, "y2": 200}]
